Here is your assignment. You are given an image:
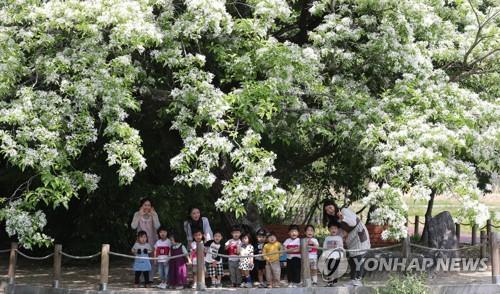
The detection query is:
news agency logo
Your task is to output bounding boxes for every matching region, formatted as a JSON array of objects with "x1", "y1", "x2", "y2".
[
  {"x1": 317, "y1": 248, "x2": 488, "y2": 278},
  {"x1": 359, "y1": 257, "x2": 489, "y2": 272},
  {"x1": 318, "y1": 249, "x2": 348, "y2": 281}
]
